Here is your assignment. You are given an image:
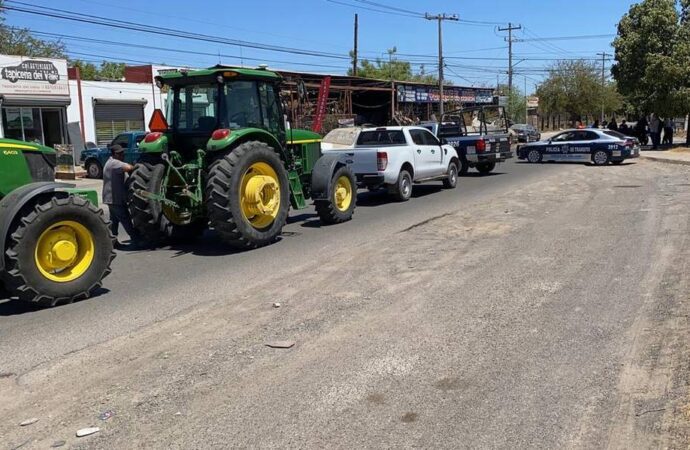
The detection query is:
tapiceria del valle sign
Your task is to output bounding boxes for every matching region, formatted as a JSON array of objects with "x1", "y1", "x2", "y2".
[{"x1": 0, "y1": 55, "x2": 69, "y2": 96}]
